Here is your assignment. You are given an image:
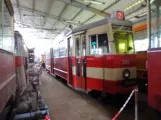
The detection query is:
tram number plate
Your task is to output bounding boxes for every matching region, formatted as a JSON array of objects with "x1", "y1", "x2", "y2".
[
  {"x1": 122, "y1": 60, "x2": 130, "y2": 65},
  {"x1": 123, "y1": 79, "x2": 136, "y2": 86}
]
